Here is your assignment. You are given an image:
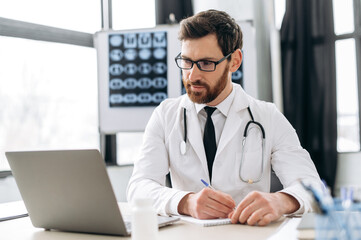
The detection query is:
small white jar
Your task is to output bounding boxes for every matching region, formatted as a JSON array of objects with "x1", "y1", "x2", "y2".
[{"x1": 131, "y1": 198, "x2": 158, "y2": 240}]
